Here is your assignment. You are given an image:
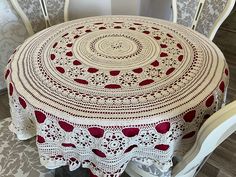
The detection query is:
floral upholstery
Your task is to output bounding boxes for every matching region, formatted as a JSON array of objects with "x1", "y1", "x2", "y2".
[
  {"x1": 10, "y1": 0, "x2": 69, "y2": 35},
  {"x1": 12, "y1": 0, "x2": 47, "y2": 35},
  {"x1": 127, "y1": 159, "x2": 172, "y2": 177},
  {"x1": 195, "y1": 0, "x2": 229, "y2": 37},
  {"x1": 0, "y1": 118, "x2": 54, "y2": 177},
  {"x1": 44, "y1": 0, "x2": 67, "y2": 26},
  {"x1": 176, "y1": 0, "x2": 235, "y2": 39},
  {"x1": 176, "y1": 0, "x2": 200, "y2": 27},
  {"x1": 0, "y1": 0, "x2": 29, "y2": 91}
]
